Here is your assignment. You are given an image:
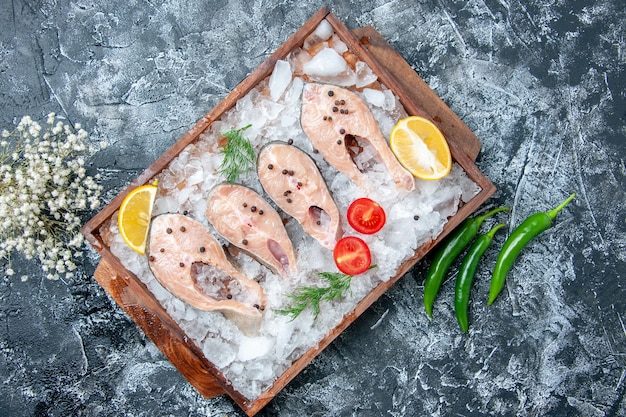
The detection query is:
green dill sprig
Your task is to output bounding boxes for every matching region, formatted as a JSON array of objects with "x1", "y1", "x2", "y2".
[
  {"x1": 275, "y1": 271, "x2": 353, "y2": 320},
  {"x1": 218, "y1": 124, "x2": 255, "y2": 183},
  {"x1": 276, "y1": 266, "x2": 377, "y2": 320}
]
